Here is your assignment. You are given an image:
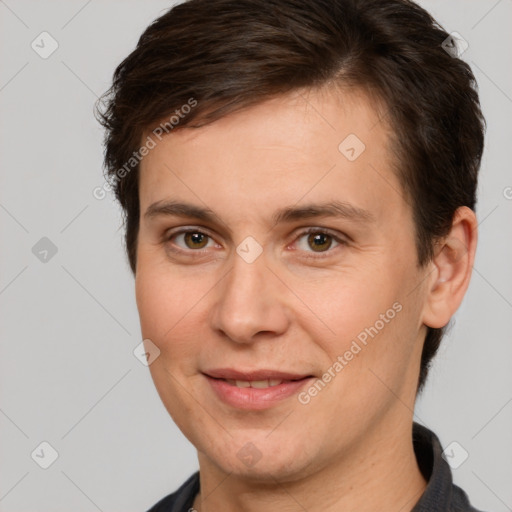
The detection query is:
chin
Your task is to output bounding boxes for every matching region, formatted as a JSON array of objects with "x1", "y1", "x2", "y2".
[{"x1": 202, "y1": 438, "x2": 319, "y2": 484}]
